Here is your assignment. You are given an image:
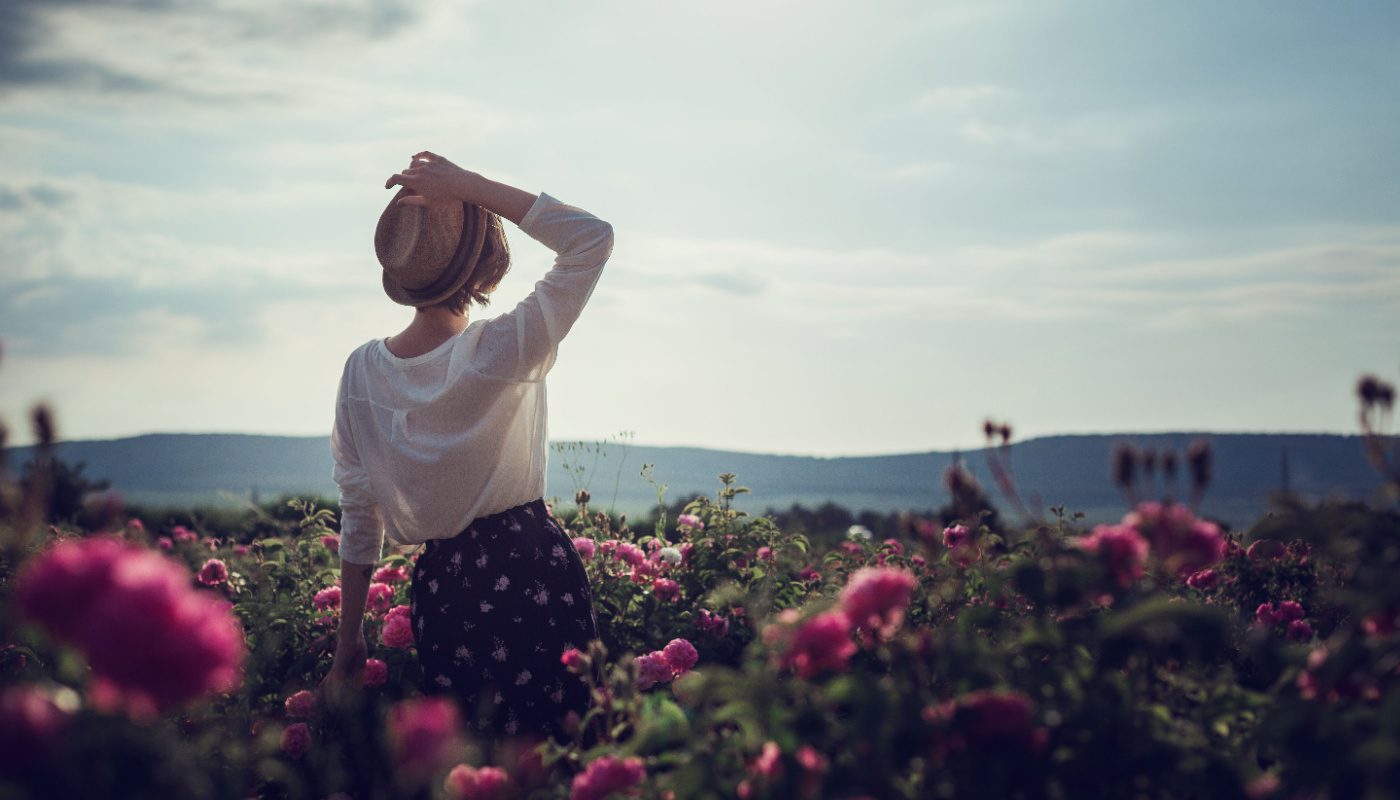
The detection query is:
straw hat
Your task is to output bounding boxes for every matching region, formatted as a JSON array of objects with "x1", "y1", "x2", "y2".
[{"x1": 375, "y1": 187, "x2": 505, "y2": 307}]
